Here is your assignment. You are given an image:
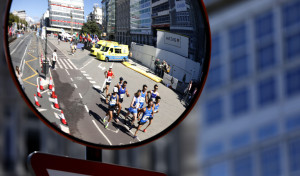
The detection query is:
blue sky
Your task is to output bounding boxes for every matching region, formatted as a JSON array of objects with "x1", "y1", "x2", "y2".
[{"x1": 10, "y1": 0, "x2": 101, "y2": 22}]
